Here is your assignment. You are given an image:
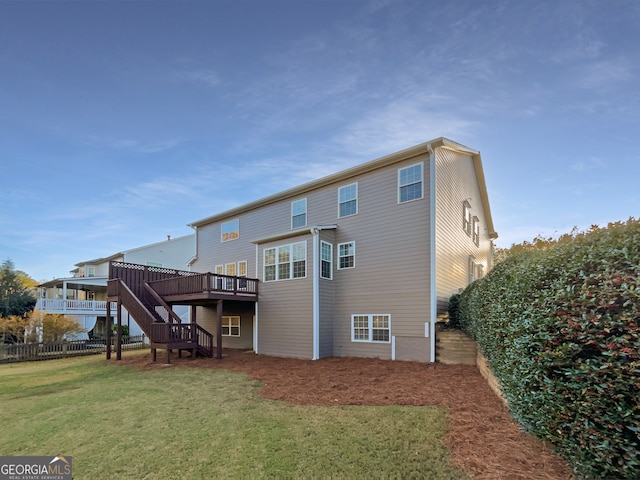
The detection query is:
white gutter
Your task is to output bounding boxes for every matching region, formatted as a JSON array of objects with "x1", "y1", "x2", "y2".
[{"x1": 429, "y1": 146, "x2": 437, "y2": 363}]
